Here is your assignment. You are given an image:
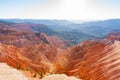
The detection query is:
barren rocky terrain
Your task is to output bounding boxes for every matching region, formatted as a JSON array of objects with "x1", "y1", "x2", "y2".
[
  {"x1": 0, "y1": 63, "x2": 81, "y2": 80},
  {"x1": 0, "y1": 63, "x2": 28, "y2": 80},
  {"x1": 0, "y1": 22, "x2": 120, "y2": 80}
]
